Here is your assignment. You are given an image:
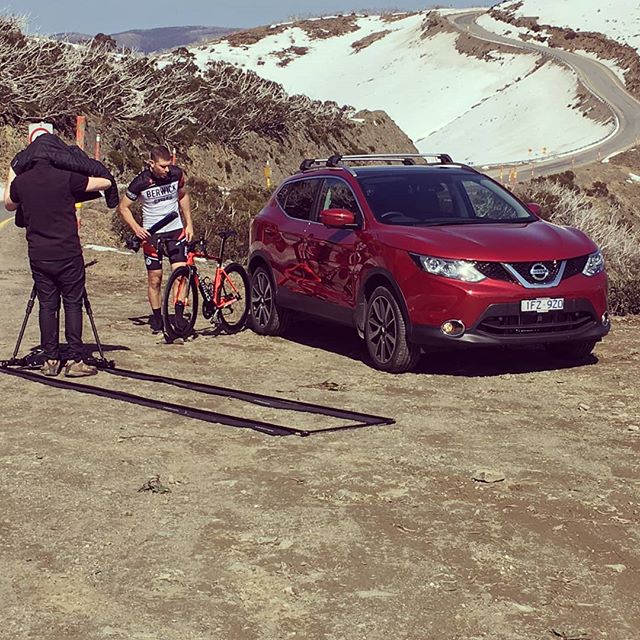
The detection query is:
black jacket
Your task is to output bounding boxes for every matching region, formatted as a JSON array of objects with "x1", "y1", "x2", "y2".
[{"x1": 11, "y1": 133, "x2": 119, "y2": 209}]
